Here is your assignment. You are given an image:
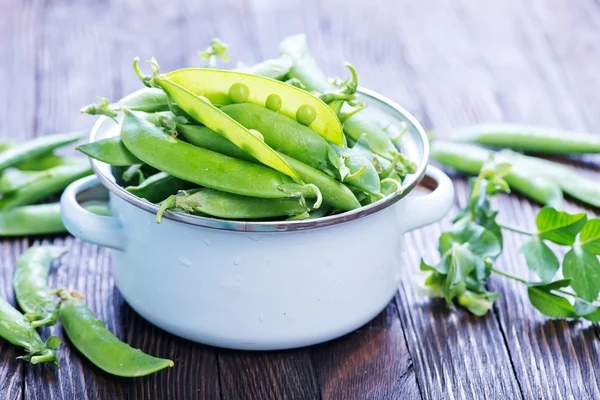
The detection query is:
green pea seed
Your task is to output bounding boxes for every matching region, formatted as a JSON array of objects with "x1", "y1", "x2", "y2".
[
  {"x1": 296, "y1": 104, "x2": 316, "y2": 126},
  {"x1": 266, "y1": 93, "x2": 282, "y2": 112},
  {"x1": 228, "y1": 82, "x2": 250, "y2": 103}
]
